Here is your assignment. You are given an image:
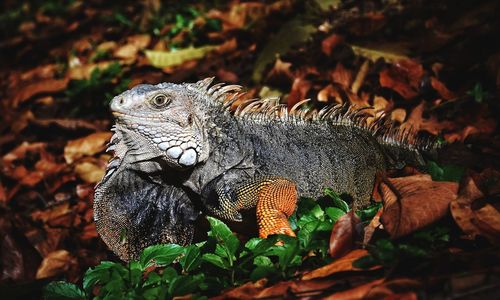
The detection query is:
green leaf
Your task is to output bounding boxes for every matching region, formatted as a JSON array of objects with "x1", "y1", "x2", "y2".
[
  {"x1": 83, "y1": 261, "x2": 125, "y2": 291},
  {"x1": 145, "y1": 45, "x2": 217, "y2": 68},
  {"x1": 202, "y1": 253, "x2": 230, "y2": 270},
  {"x1": 427, "y1": 161, "x2": 464, "y2": 182},
  {"x1": 252, "y1": 17, "x2": 316, "y2": 82},
  {"x1": 43, "y1": 281, "x2": 86, "y2": 300},
  {"x1": 356, "y1": 202, "x2": 382, "y2": 222},
  {"x1": 250, "y1": 266, "x2": 277, "y2": 281},
  {"x1": 253, "y1": 256, "x2": 273, "y2": 267},
  {"x1": 324, "y1": 189, "x2": 350, "y2": 212},
  {"x1": 168, "y1": 274, "x2": 204, "y2": 297},
  {"x1": 140, "y1": 244, "x2": 184, "y2": 270},
  {"x1": 180, "y1": 245, "x2": 202, "y2": 273},
  {"x1": 325, "y1": 207, "x2": 346, "y2": 222},
  {"x1": 207, "y1": 216, "x2": 240, "y2": 261},
  {"x1": 161, "y1": 267, "x2": 178, "y2": 283},
  {"x1": 129, "y1": 261, "x2": 143, "y2": 288},
  {"x1": 143, "y1": 272, "x2": 162, "y2": 287}
]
